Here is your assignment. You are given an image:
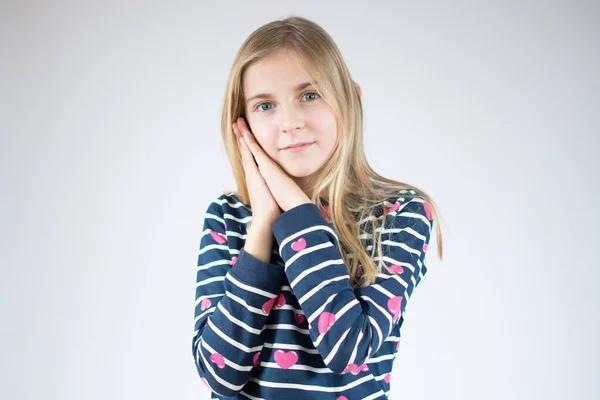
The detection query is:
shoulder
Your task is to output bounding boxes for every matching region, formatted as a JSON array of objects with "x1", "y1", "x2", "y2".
[
  {"x1": 382, "y1": 189, "x2": 433, "y2": 233},
  {"x1": 203, "y1": 192, "x2": 252, "y2": 220}
]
